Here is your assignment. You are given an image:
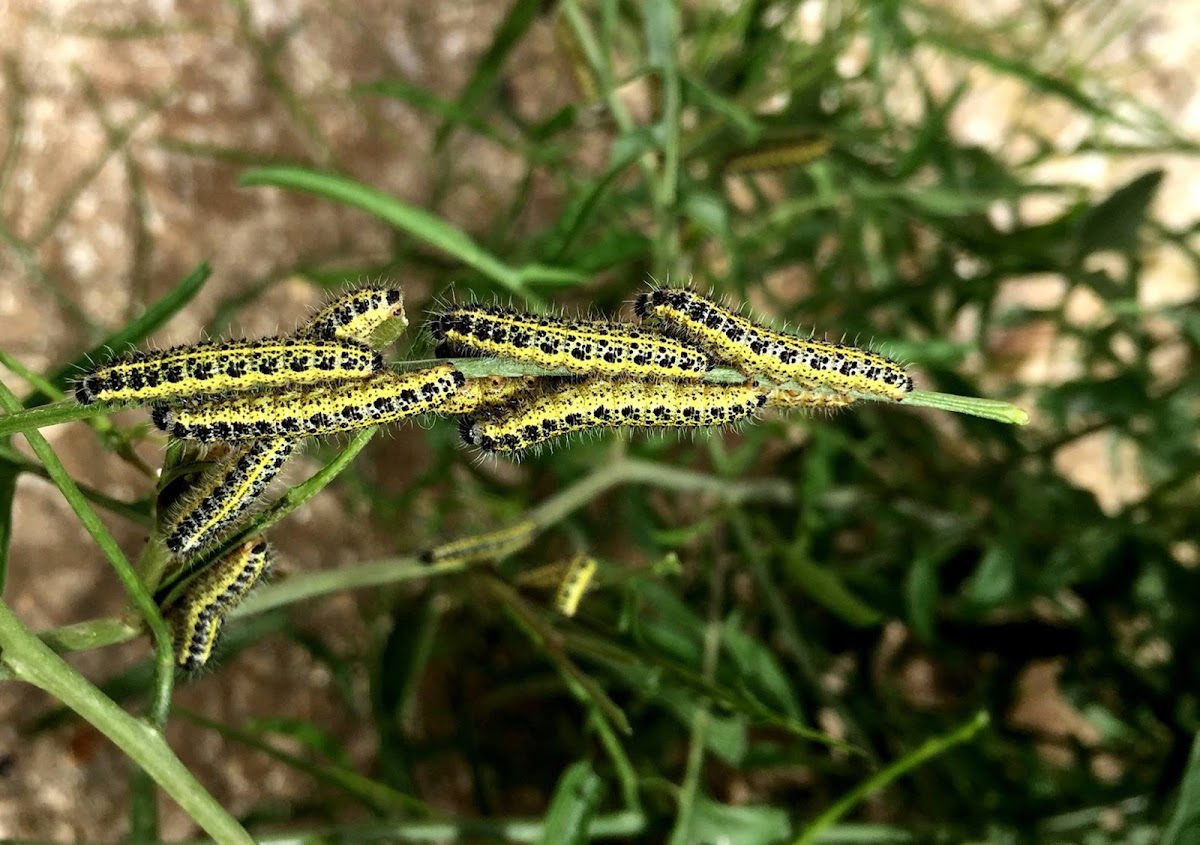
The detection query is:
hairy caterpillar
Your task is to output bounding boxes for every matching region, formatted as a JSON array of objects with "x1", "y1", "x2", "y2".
[
  {"x1": 431, "y1": 375, "x2": 546, "y2": 416},
  {"x1": 764, "y1": 387, "x2": 856, "y2": 411},
  {"x1": 554, "y1": 553, "x2": 597, "y2": 617},
  {"x1": 420, "y1": 520, "x2": 538, "y2": 566},
  {"x1": 459, "y1": 379, "x2": 768, "y2": 454},
  {"x1": 75, "y1": 338, "x2": 384, "y2": 406},
  {"x1": 152, "y1": 365, "x2": 465, "y2": 442},
  {"x1": 165, "y1": 537, "x2": 273, "y2": 672},
  {"x1": 633, "y1": 287, "x2": 912, "y2": 401},
  {"x1": 301, "y1": 286, "x2": 407, "y2": 345},
  {"x1": 162, "y1": 440, "x2": 295, "y2": 556},
  {"x1": 428, "y1": 303, "x2": 713, "y2": 380}
]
